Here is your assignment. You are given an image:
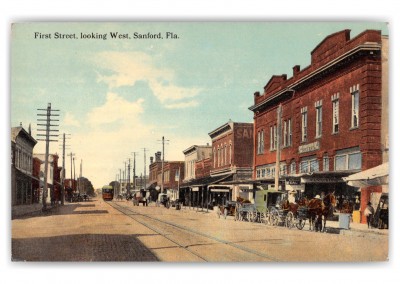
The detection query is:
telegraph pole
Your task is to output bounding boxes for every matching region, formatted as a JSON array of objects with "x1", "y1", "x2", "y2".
[
  {"x1": 119, "y1": 168, "x2": 122, "y2": 196},
  {"x1": 158, "y1": 136, "x2": 169, "y2": 193},
  {"x1": 274, "y1": 104, "x2": 282, "y2": 191},
  {"x1": 127, "y1": 159, "x2": 131, "y2": 194},
  {"x1": 36, "y1": 103, "x2": 59, "y2": 211},
  {"x1": 132, "y1": 152, "x2": 138, "y2": 191},
  {"x1": 142, "y1": 148, "x2": 148, "y2": 190},
  {"x1": 59, "y1": 133, "x2": 71, "y2": 205},
  {"x1": 73, "y1": 157, "x2": 76, "y2": 192}
]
